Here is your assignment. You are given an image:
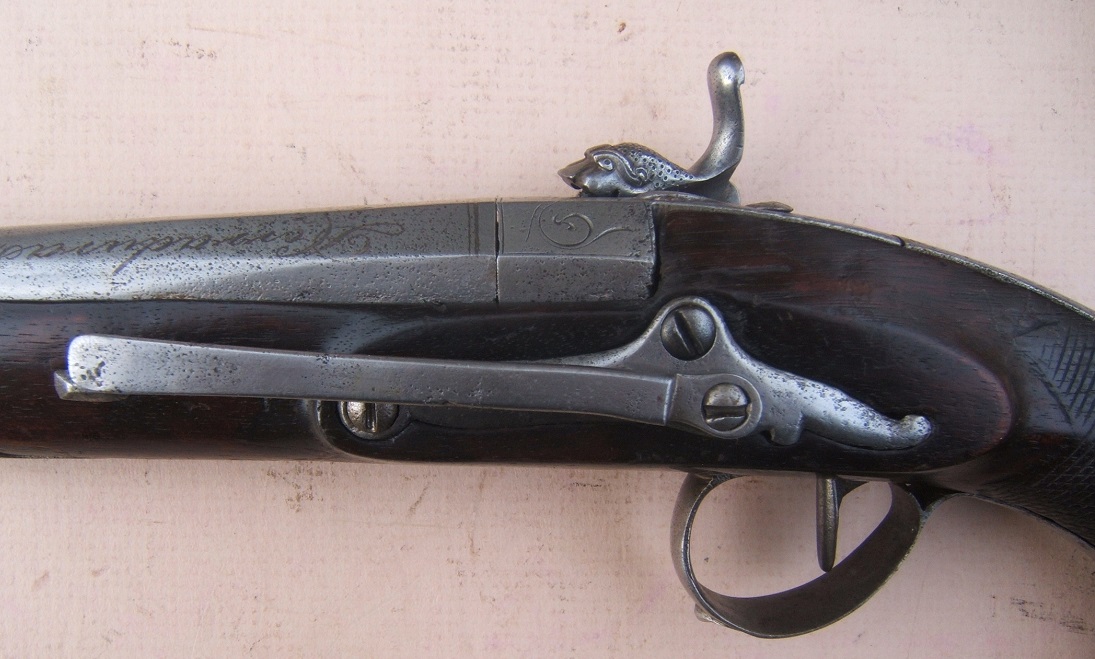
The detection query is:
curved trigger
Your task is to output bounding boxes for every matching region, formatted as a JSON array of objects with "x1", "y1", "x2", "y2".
[
  {"x1": 816, "y1": 475, "x2": 866, "y2": 572},
  {"x1": 670, "y1": 473, "x2": 929, "y2": 638}
]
